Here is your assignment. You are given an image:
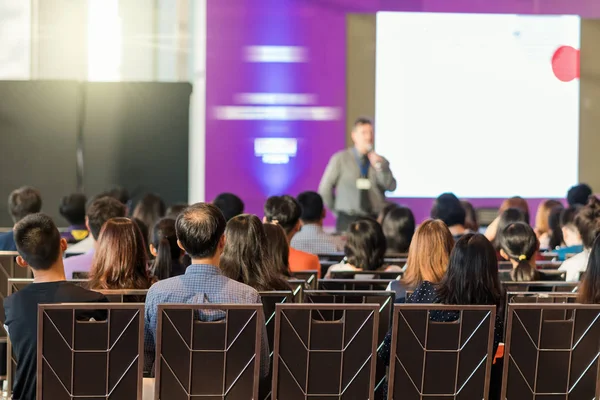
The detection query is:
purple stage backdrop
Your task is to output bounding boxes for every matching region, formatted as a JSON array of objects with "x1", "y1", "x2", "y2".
[{"x1": 205, "y1": 0, "x2": 600, "y2": 224}]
